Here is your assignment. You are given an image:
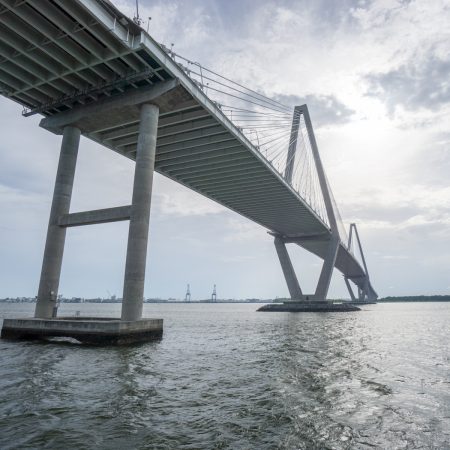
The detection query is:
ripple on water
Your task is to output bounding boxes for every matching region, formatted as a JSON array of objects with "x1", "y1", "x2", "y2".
[{"x1": 0, "y1": 302, "x2": 449, "y2": 449}]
